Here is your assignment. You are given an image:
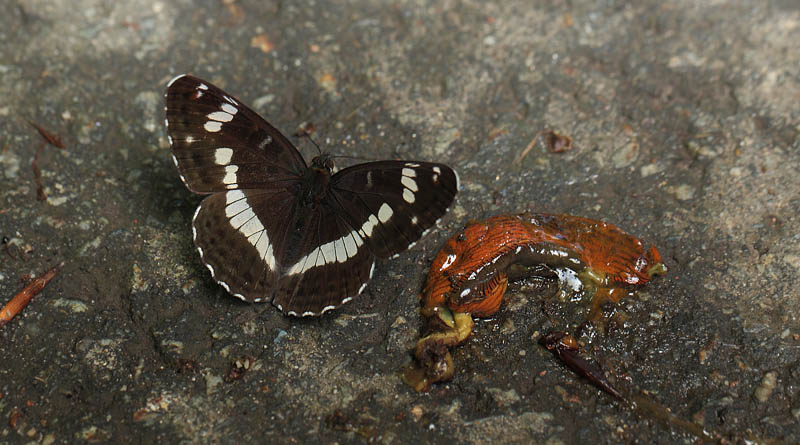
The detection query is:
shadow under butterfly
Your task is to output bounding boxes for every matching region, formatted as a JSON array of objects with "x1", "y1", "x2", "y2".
[{"x1": 164, "y1": 74, "x2": 459, "y2": 316}]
